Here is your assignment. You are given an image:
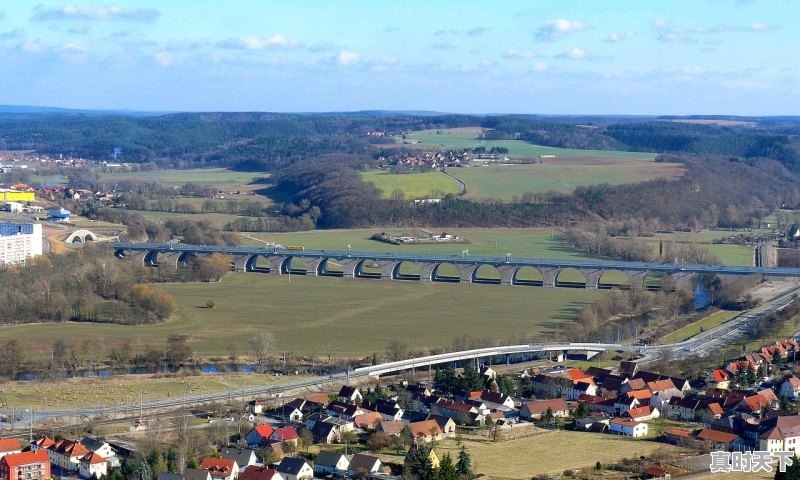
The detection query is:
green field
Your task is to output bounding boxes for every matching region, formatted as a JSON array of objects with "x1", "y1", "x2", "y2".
[
  {"x1": 99, "y1": 168, "x2": 267, "y2": 187},
  {"x1": 449, "y1": 163, "x2": 683, "y2": 200},
  {"x1": 403, "y1": 127, "x2": 658, "y2": 159},
  {"x1": 0, "y1": 273, "x2": 604, "y2": 359},
  {"x1": 125, "y1": 209, "x2": 255, "y2": 226},
  {"x1": 660, "y1": 310, "x2": 739, "y2": 343},
  {"x1": 362, "y1": 171, "x2": 461, "y2": 199}
]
